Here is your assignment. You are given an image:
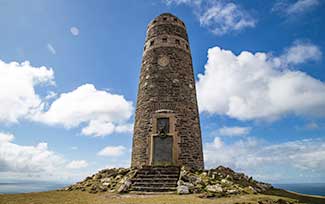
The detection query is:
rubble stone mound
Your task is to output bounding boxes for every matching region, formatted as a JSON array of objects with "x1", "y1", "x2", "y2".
[
  {"x1": 62, "y1": 165, "x2": 273, "y2": 198},
  {"x1": 177, "y1": 166, "x2": 272, "y2": 197},
  {"x1": 62, "y1": 168, "x2": 136, "y2": 194}
]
